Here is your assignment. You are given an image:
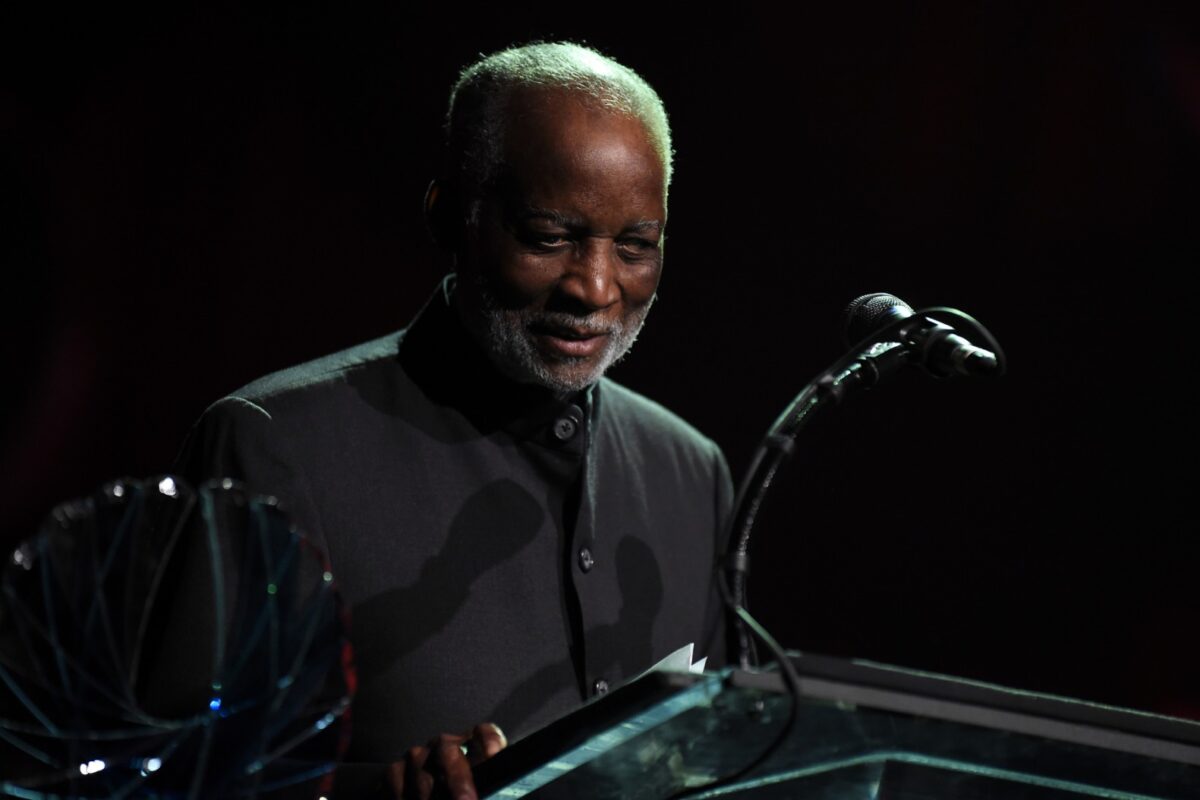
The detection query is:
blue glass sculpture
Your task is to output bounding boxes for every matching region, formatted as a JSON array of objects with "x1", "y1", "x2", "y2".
[{"x1": 0, "y1": 477, "x2": 354, "y2": 798}]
